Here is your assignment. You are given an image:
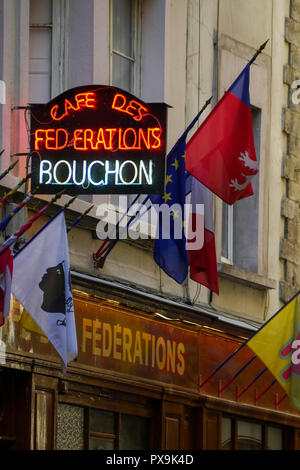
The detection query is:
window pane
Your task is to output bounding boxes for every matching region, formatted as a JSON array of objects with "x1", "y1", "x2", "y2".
[
  {"x1": 119, "y1": 414, "x2": 149, "y2": 450},
  {"x1": 89, "y1": 437, "x2": 114, "y2": 450},
  {"x1": 29, "y1": 28, "x2": 52, "y2": 103},
  {"x1": 221, "y1": 417, "x2": 232, "y2": 450},
  {"x1": 237, "y1": 420, "x2": 262, "y2": 450},
  {"x1": 113, "y1": 0, "x2": 134, "y2": 57},
  {"x1": 222, "y1": 202, "x2": 229, "y2": 259},
  {"x1": 232, "y1": 107, "x2": 261, "y2": 273},
  {"x1": 89, "y1": 409, "x2": 115, "y2": 434},
  {"x1": 29, "y1": 29, "x2": 52, "y2": 66},
  {"x1": 112, "y1": 53, "x2": 133, "y2": 93},
  {"x1": 56, "y1": 404, "x2": 84, "y2": 450},
  {"x1": 268, "y1": 427, "x2": 283, "y2": 450},
  {"x1": 30, "y1": 0, "x2": 52, "y2": 25}
]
